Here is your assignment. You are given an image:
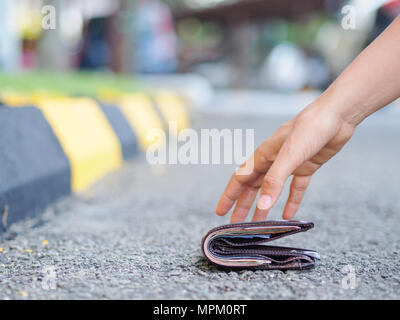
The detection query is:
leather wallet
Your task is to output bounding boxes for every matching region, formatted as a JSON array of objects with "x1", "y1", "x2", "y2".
[{"x1": 202, "y1": 220, "x2": 319, "y2": 270}]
